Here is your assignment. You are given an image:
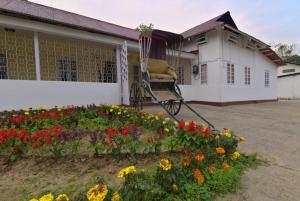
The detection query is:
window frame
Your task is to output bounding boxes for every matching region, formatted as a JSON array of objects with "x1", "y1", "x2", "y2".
[
  {"x1": 264, "y1": 70, "x2": 270, "y2": 88},
  {"x1": 227, "y1": 63, "x2": 235, "y2": 84},
  {"x1": 200, "y1": 63, "x2": 208, "y2": 84},
  {"x1": 0, "y1": 52, "x2": 8, "y2": 80},
  {"x1": 244, "y1": 66, "x2": 251, "y2": 86}
]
